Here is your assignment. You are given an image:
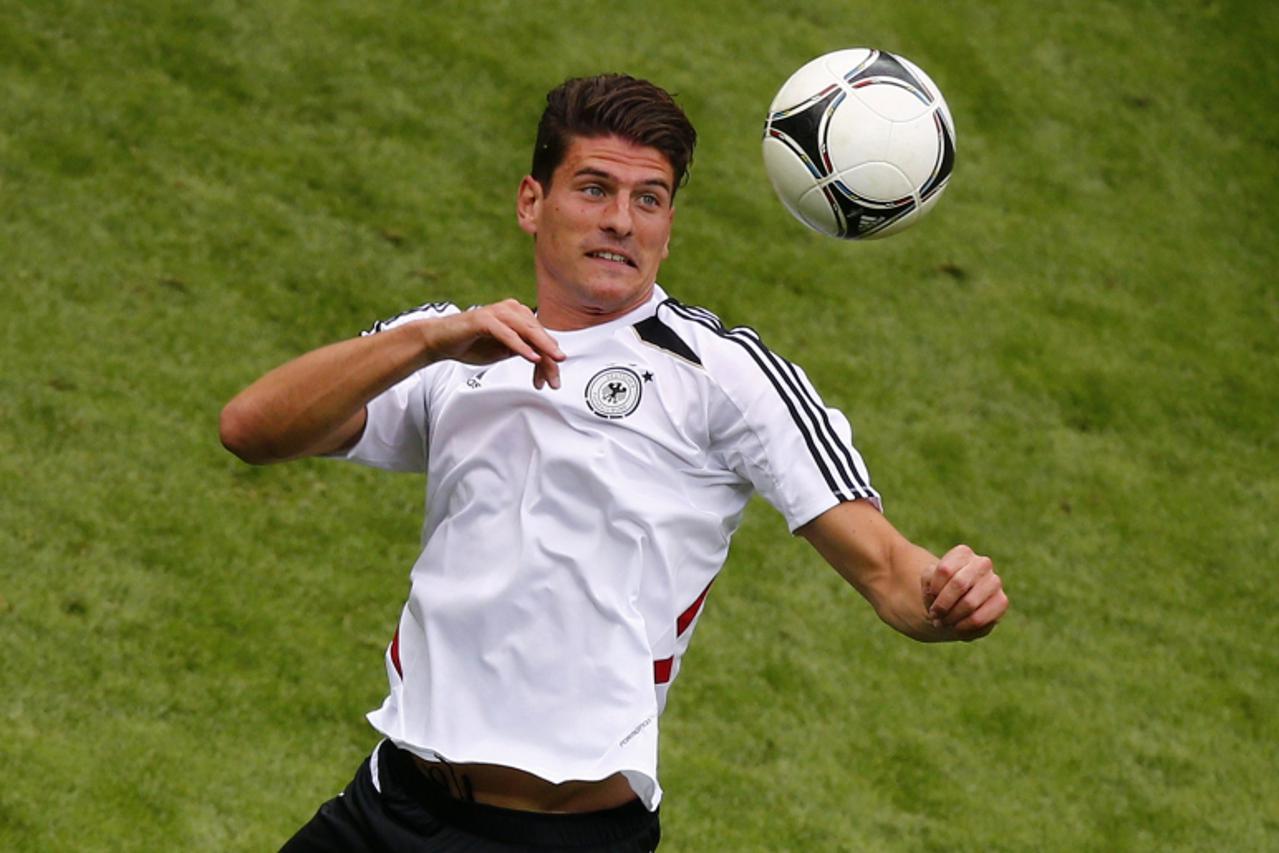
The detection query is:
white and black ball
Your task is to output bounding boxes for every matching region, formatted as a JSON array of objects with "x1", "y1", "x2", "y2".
[{"x1": 763, "y1": 48, "x2": 956, "y2": 240}]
